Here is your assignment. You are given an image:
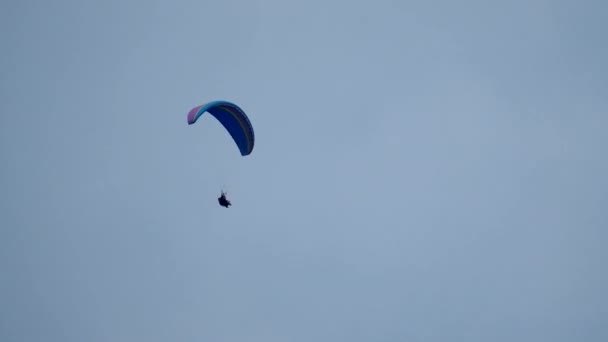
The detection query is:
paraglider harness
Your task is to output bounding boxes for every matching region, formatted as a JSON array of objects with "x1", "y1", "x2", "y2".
[{"x1": 218, "y1": 191, "x2": 231, "y2": 208}]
